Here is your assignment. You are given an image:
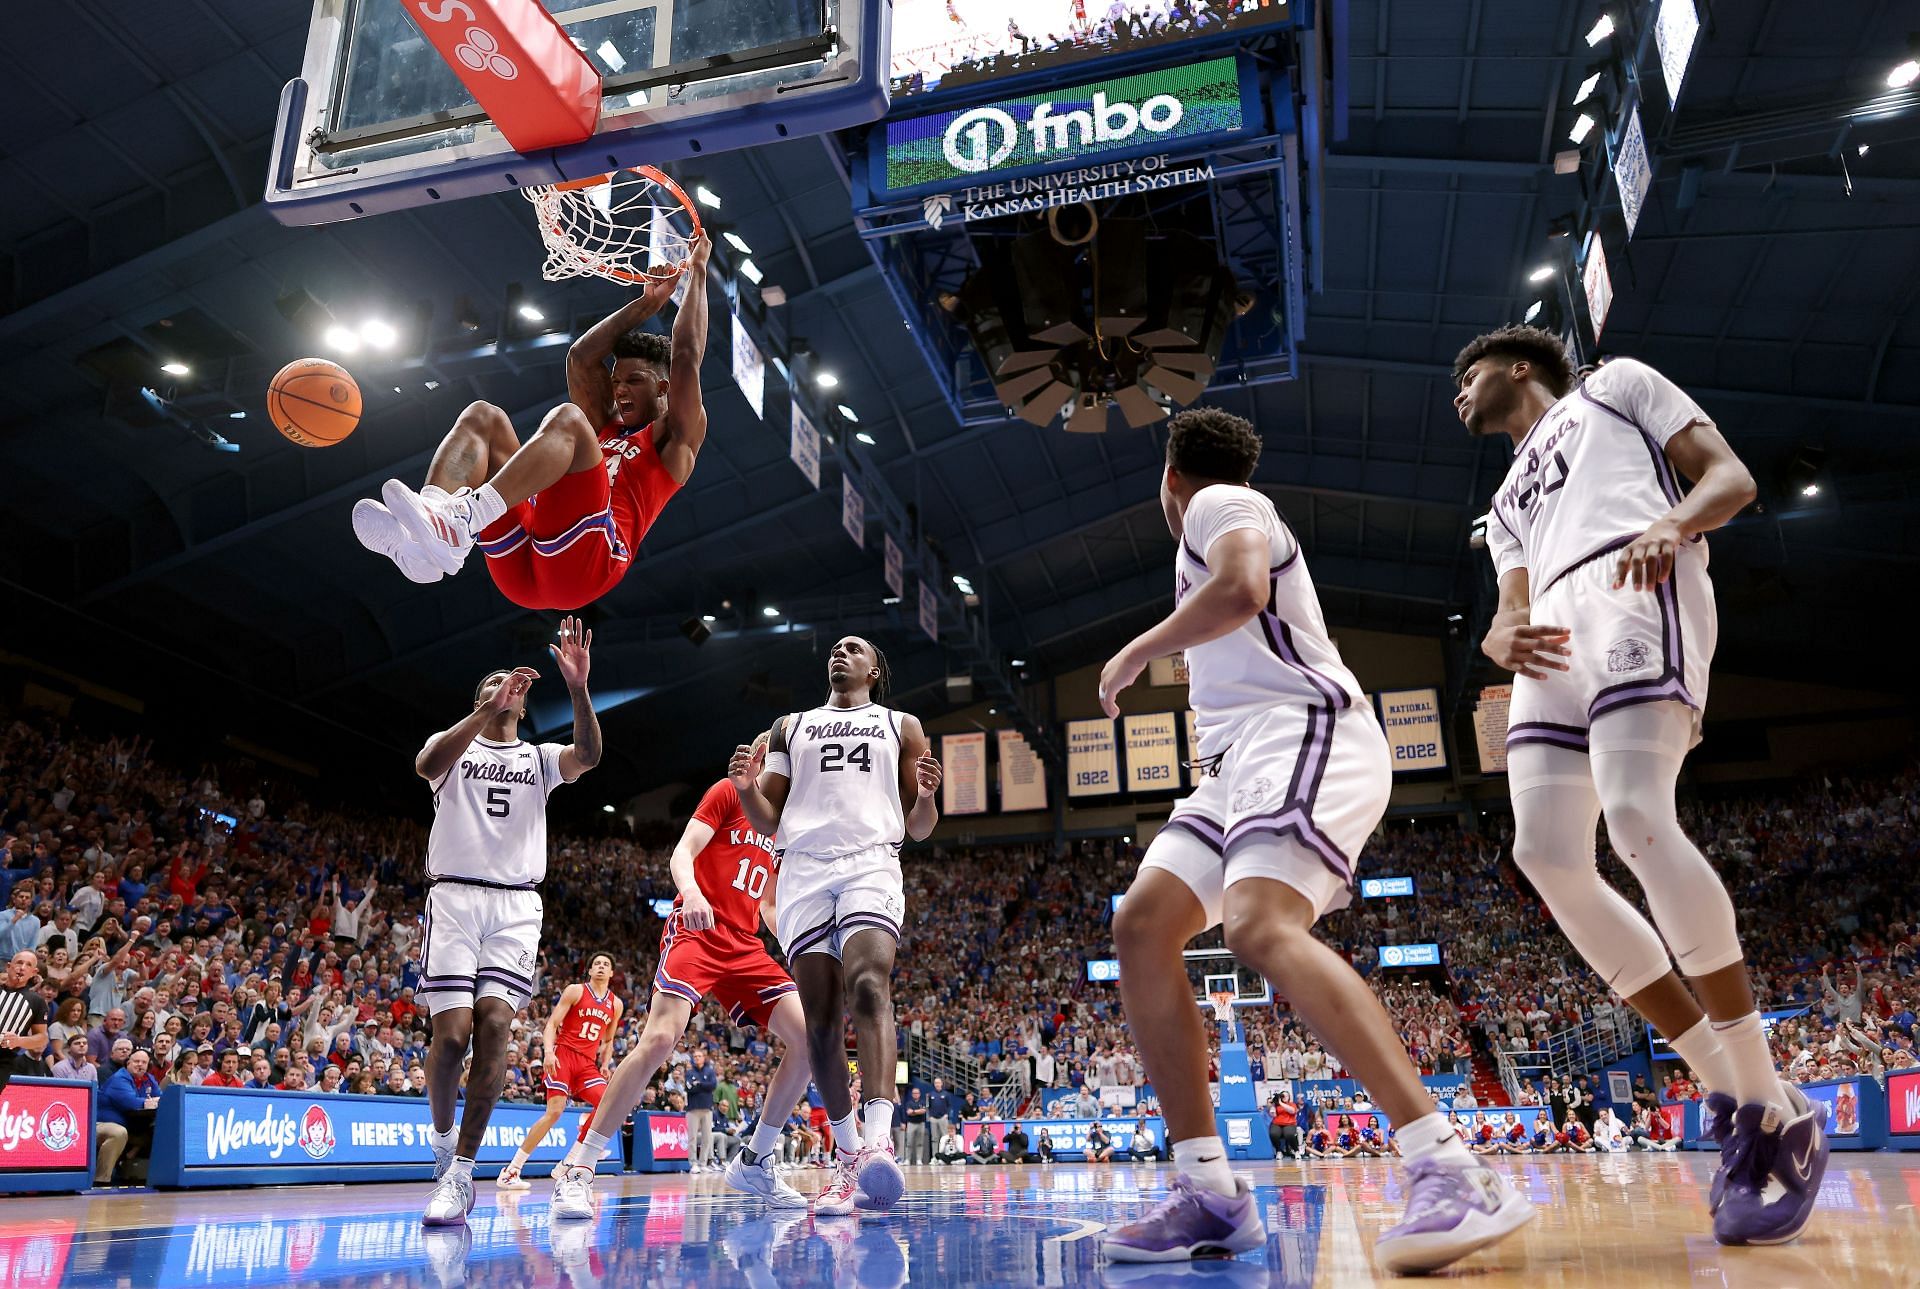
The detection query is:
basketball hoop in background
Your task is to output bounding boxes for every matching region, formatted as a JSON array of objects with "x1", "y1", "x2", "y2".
[
  {"x1": 1208, "y1": 989, "x2": 1238, "y2": 1034},
  {"x1": 524, "y1": 165, "x2": 703, "y2": 285}
]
